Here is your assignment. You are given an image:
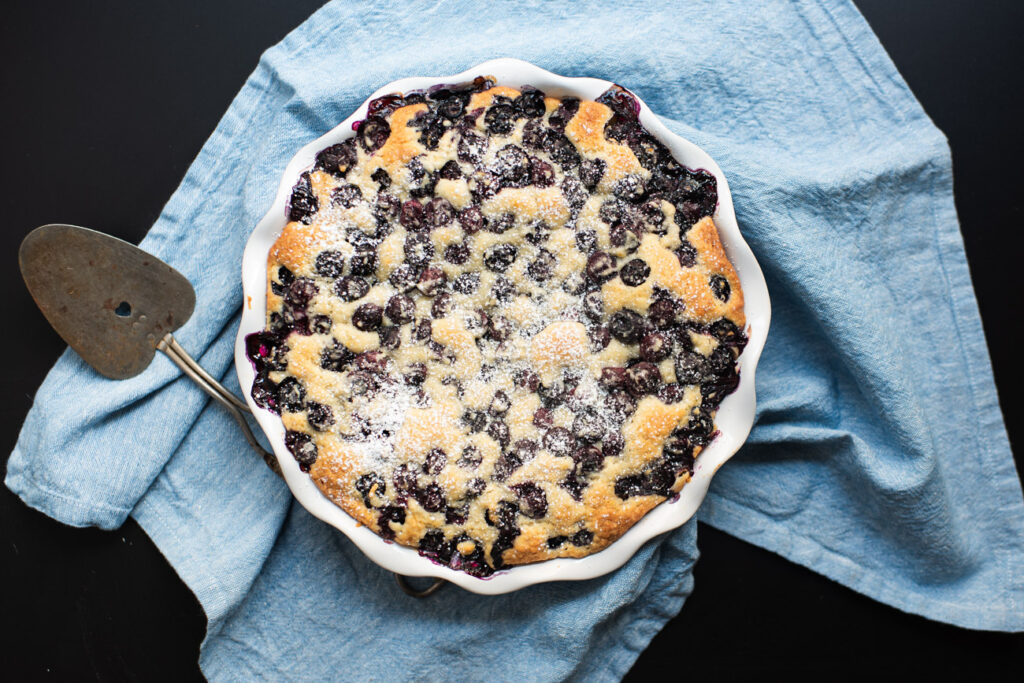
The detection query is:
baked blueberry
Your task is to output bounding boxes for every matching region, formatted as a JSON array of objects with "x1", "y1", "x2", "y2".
[
  {"x1": 582, "y1": 290, "x2": 604, "y2": 320},
  {"x1": 352, "y1": 303, "x2": 383, "y2": 331},
  {"x1": 315, "y1": 250, "x2": 345, "y2": 278},
  {"x1": 416, "y1": 483, "x2": 446, "y2": 513},
  {"x1": 639, "y1": 332, "x2": 670, "y2": 362},
  {"x1": 276, "y1": 377, "x2": 306, "y2": 412},
  {"x1": 580, "y1": 159, "x2": 606, "y2": 190},
  {"x1": 528, "y1": 249, "x2": 556, "y2": 281},
  {"x1": 533, "y1": 408, "x2": 554, "y2": 429},
  {"x1": 674, "y1": 352, "x2": 710, "y2": 385},
  {"x1": 311, "y1": 315, "x2": 332, "y2": 335},
  {"x1": 710, "y1": 318, "x2": 745, "y2": 346},
  {"x1": 586, "y1": 251, "x2": 617, "y2": 283},
  {"x1": 542, "y1": 427, "x2": 575, "y2": 457},
  {"x1": 416, "y1": 267, "x2": 447, "y2": 296},
  {"x1": 494, "y1": 145, "x2": 531, "y2": 188},
  {"x1": 511, "y1": 482, "x2": 548, "y2": 519},
  {"x1": 599, "y1": 366, "x2": 627, "y2": 389},
  {"x1": 639, "y1": 200, "x2": 666, "y2": 232},
  {"x1": 378, "y1": 326, "x2": 401, "y2": 350},
  {"x1": 572, "y1": 409, "x2": 604, "y2": 443},
  {"x1": 485, "y1": 101, "x2": 516, "y2": 135},
  {"x1": 306, "y1": 402, "x2": 335, "y2": 431},
  {"x1": 625, "y1": 362, "x2": 661, "y2": 396},
  {"x1": 593, "y1": 324, "x2": 612, "y2": 351},
  {"x1": 404, "y1": 362, "x2": 428, "y2": 385},
  {"x1": 444, "y1": 243, "x2": 470, "y2": 265},
  {"x1": 288, "y1": 172, "x2": 318, "y2": 224},
  {"x1": 315, "y1": 141, "x2": 357, "y2": 177},
  {"x1": 371, "y1": 168, "x2": 391, "y2": 189},
  {"x1": 452, "y1": 272, "x2": 480, "y2": 294},
  {"x1": 354, "y1": 472, "x2": 386, "y2": 507},
  {"x1": 485, "y1": 315, "x2": 512, "y2": 342},
  {"x1": 458, "y1": 130, "x2": 487, "y2": 163},
  {"x1": 458, "y1": 206, "x2": 484, "y2": 233},
  {"x1": 613, "y1": 174, "x2": 646, "y2": 202},
  {"x1": 377, "y1": 506, "x2": 406, "y2": 539},
  {"x1": 424, "y1": 197, "x2": 455, "y2": 227},
  {"x1": 412, "y1": 318, "x2": 433, "y2": 342},
  {"x1": 710, "y1": 274, "x2": 731, "y2": 301},
  {"x1": 423, "y1": 448, "x2": 447, "y2": 475},
  {"x1": 575, "y1": 229, "x2": 597, "y2": 254},
  {"x1": 574, "y1": 446, "x2": 604, "y2": 474},
  {"x1": 438, "y1": 95, "x2": 467, "y2": 120},
  {"x1": 359, "y1": 116, "x2": 390, "y2": 153},
  {"x1": 320, "y1": 340, "x2": 354, "y2": 372},
  {"x1": 514, "y1": 90, "x2": 546, "y2": 118},
  {"x1": 571, "y1": 530, "x2": 594, "y2": 546},
  {"x1": 375, "y1": 193, "x2": 400, "y2": 223},
  {"x1": 648, "y1": 297, "x2": 683, "y2": 328},
  {"x1": 385, "y1": 294, "x2": 416, "y2": 325},
  {"x1": 285, "y1": 278, "x2": 318, "y2": 308},
  {"x1": 404, "y1": 232, "x2": 434, "y2": 266},
  {"x1": 609, "y1": 309, "x2": 644, "y2": 344},
  {"x1": 561, "y1": 176, "x2": 587, "y2": 209},
  {"x1": 349, "y1": 249, "x2": 377, "y2": 277},
  {"x1": 483, "y1": 244, "x2": 517, "y2": 272},
  {"x1": 609, "y1": 225, "x2": 640, "y2": 252},
  {"x1": 272, "y1": 266, "x2": 295, "y2": 296},
  {"x1": 400, "y1": 199, "x2": 424, "y2": 230},
  {"x1": 548, "y1": 97, "x2": 580, "y2": 131},
  {"x1": 546, "y1": 536, "x2": 568, "y2": 549},
  {"x1": 285, "y1": 430, "x2": 317, "y2": 467},
  {"x1": 530, "y1": 157, "x2": 555, "y2": 187},
  {"x1": 676, "y1": 241, "x2": 698, "y2": 268},
  {"x1": 486, "y1": 418, "x2": 511, "y2": 447},
  {"x1": 487, "y1": 212, "x2": 515, "y2": 234},
  {"x1": 439, "y1": 160, "x2": 462, "y2": 180},
  {"x1": 388, "y1": 263, "x2": 420, "y2": 291},
  {"x1": 431, "y1": 292, "x2": 453, "y2": 318},
  {"x1": 619, "y1": 258, "x2": 650, "y2": 286},
  {"x1": 334, "y1": 276, "x2": 370, "y2": 302},
  {"x1": 489, "y1": 390, "x2": 511, "y2": 415},
  {"x1": 458, "y1": 445, "x2": 483, "y2": 470},
  {"x1": 331, "y1": 184, "x2": 362, "y2": 208}
]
